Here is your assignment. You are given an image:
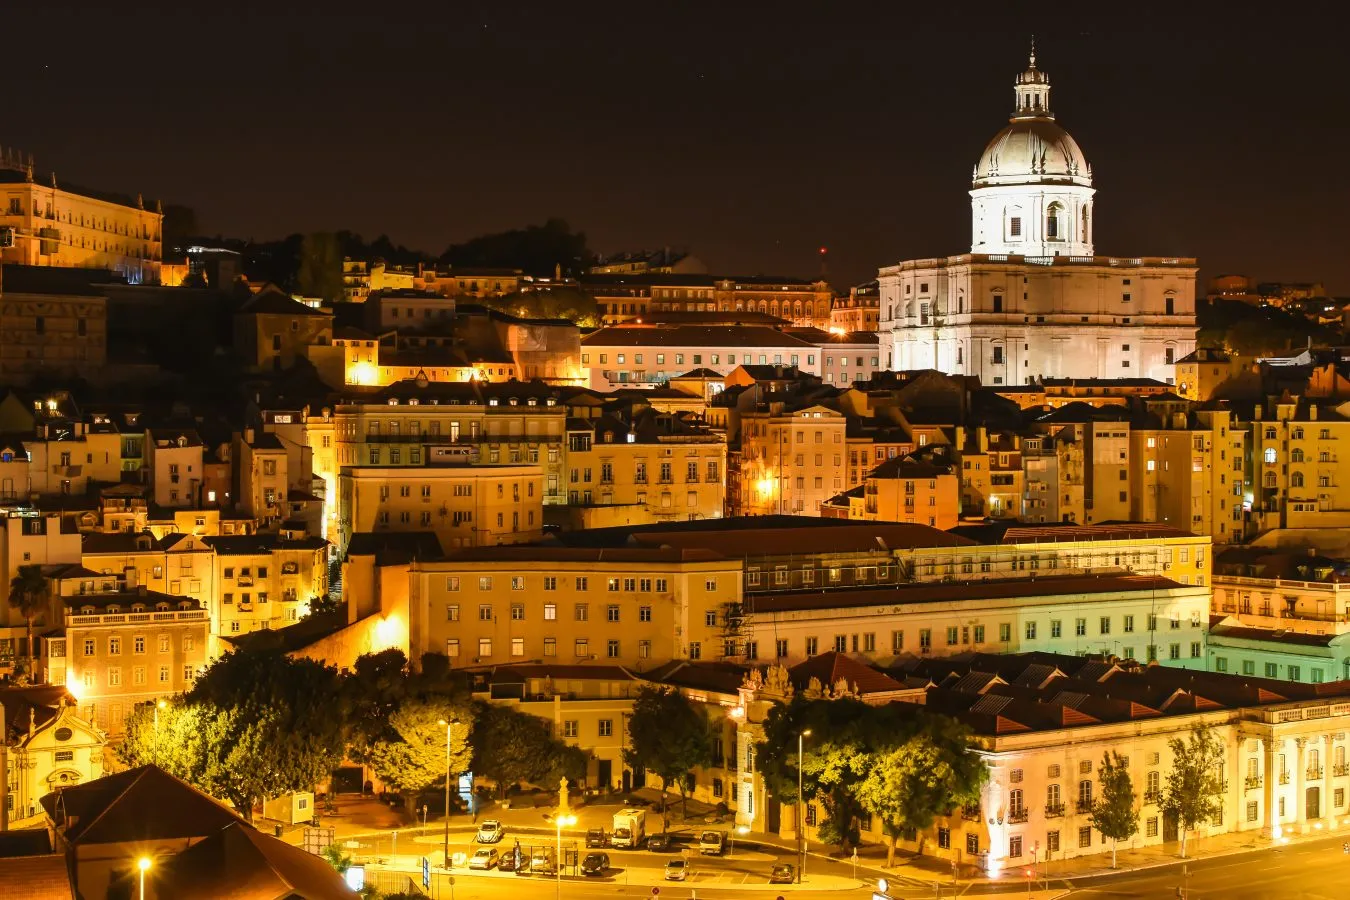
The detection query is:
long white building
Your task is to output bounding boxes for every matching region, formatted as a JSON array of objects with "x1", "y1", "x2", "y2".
[{"x1": 880, "y1": 48, "x2": 1197, "y2": 385}]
